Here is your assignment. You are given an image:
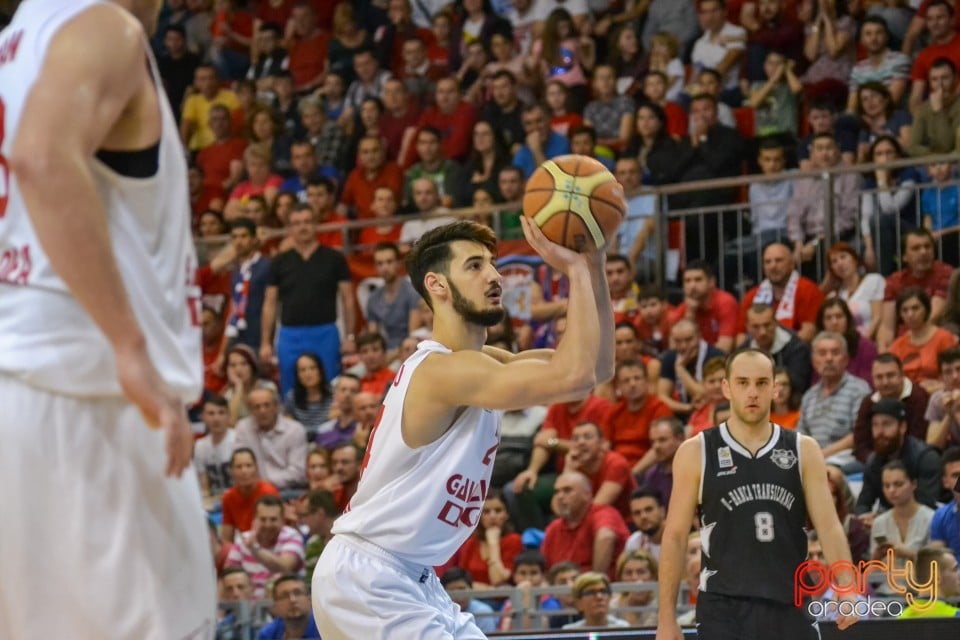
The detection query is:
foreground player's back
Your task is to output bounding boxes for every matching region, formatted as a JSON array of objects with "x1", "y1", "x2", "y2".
[
  {"x1": 0, "y1": 0, "x2": 202, "y2": 402},
  {"x1": 333, "y1": 339, "x2": 502, "y2": 566}
]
